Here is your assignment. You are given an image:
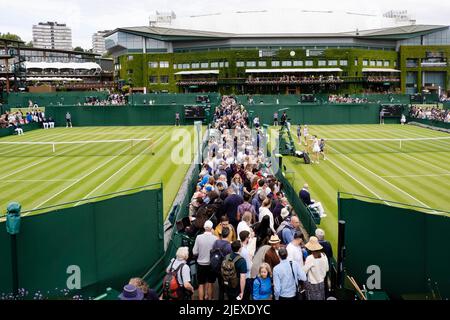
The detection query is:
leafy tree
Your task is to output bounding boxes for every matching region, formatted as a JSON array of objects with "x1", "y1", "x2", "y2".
[
  {"x1": 73, "y1": 46, "x2": 84, "y2": 52},
  {"x1": 0, "y1": 32, "x2": 23, "y2": 42}
]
